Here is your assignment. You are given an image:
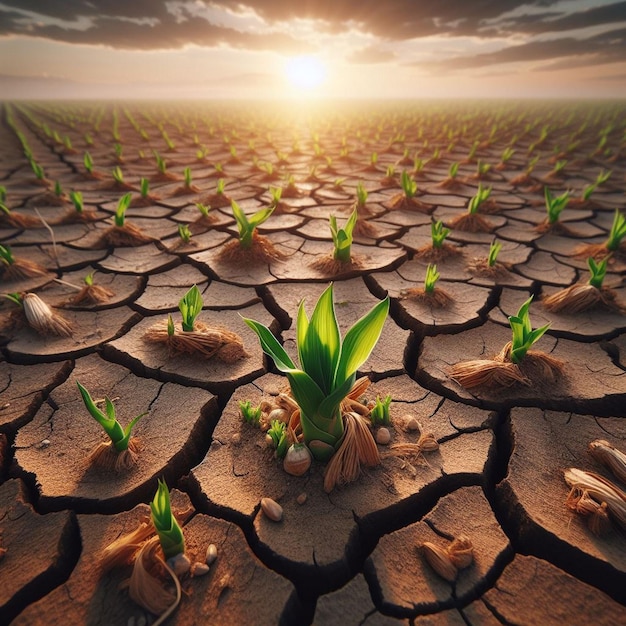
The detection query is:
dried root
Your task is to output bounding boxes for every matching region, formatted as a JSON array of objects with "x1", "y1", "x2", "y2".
[
  {"x1": 542, "y1": 284, "x2": 624, "y2": 314},
  {"x1": 575, "y1": 242, "x2": 625, "y2": 261},
  {"x1": 0, "y1": 212, "x2": 41, "y2": 228},
  {"x1": 387, "y1": 195, "x2": 433, "y2": 214},
  {"x1": 415, "y1": 243, "x2": 462, "y2": 262},
  {"x1": 96, "y1": 223, "x2": 153, "y2": 247},
  {"x1": 144, "y1": 320, "x2": 248, "y2": 362},
  {"x1": 310, "y1": 255, "x2": 363, "y2": 275},
  {"x1": 401, "y1": 287, "x2": 453, "y2": 308},
  {"x1": 353, "y1": 218, "x2": 379, "y2": 238},
  {"x1": 23, "y1": 292, "x2": 72, "y2": 337},
  {"x1": 534, "y1": 220, "x2": 575, "y2": 235},
  {"x1": 217, "y1": 232, "x2": 286, "y2": 264},
  {"x1": 100, "y1": 518, "x2": 155, "y2": 572},
  {"x1": 437, "y1": 177, "x2": 463, "y2": 190},
  {"x1": 467, "y1": 258, "x2": 510, "y2": 279},
  {"x1": 588, "y1": 439, "x2": 626, "y2": 484},
  {"x1": 449, "y1": 213, "x2": 493, "y2": 233},
  {"x1": 68, "y1": 283, "x2": 115, "y2": 306},
  {"x1": 1, "y1": 259, "x2": 49, "y2": 281},
  {"x1": 88, "y1": 438, "x2": 140, "y2": 471},
  {"x1": 324, "y1": 411, "x2": 381, "y2": 493}
]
